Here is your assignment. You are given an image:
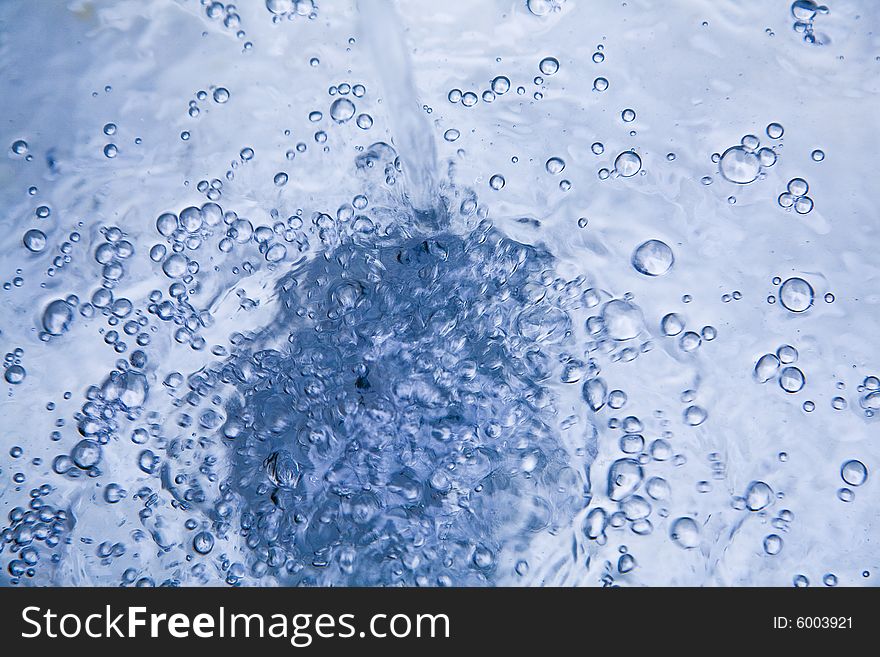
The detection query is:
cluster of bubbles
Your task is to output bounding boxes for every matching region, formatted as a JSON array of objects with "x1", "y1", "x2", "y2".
[
  {"x1": 42, "y1": 226, "x2": 84, "y2": 281},
  {"x1": 718, "y1": 132, "x2": 778, "y2": 185},
  {"x1": 562, "y1": 293, "x2": 663, "y2": 371},
  {"x1": 660, "y1": 312, "x2": 717, "y2": 355},
  {"x1": 2, "y1": 484, "x2": 72, "y2": 583},
  {"x1": 328, "y1": 82, "x2": 371, "y2": 129},
  {"x1": 754, "y1": 345, "x2": 805, "y2": 394},
  {"x1": 202, "y1": 0, "x2": 252, "y2": 51},
  {"x1": 591, "y1": 147, "x2": 640, "y2": 181},
  {"x1": 12, "y1": 185, "x2": 56, "y2": 281},
  {"x1": 56, "y1": 353, "x2": 149, "y2": 482},
  {"x1": 448, "y1": 88, "x2": 480, "y2": 108},
  {"x1": 48, "y1": 226, "x2": 140, "y2": 353},
  {"x1": 148, "y1": 203, "x2": 264, "y2": 347},
  {"x1": 770, "y1": 276, "x2": 814, "y2": 312},
  {"x1": 186, "y1": 87, "x2": 231, "y2": 122},
  {"x1": 154, "y1": 191, "x2": 602, "y2": 585},
  {"x1": 777, "y1": 177, "x2": 814, "y2": 215},
  {"x1": 195, "y1": 176, "x2": 226, "y2": 202},
  {"x1": 2, "y1": 0, "x2": 873, "y2": 588},
  {"x1": 3, "y1": 349, "x2": 26, "y2": 385},
  {"x1": 99, "y1": 123, "x2": 119, "y2": 161},
  {"x1": 838, "y1": 459, "x2": 868, "y2": 503},
  {"x1": 858, "y1": 376, "x2": 880, "y2": 415},
  {"x1": 681, "y1": 390, "x2": 708, "y2": 427},
  {"x1": 14, "y1": 125, "x2": 772, "y2": 585},
  {"x1": 763, "y1": 508, "x2": 796, "y2": 557},
  {"x1": 265, "y1": 0, "x2": 316, "y2": 21},
  {"x1": 271, "y1": 82, "x2": 373, "y2": 171},
  {"x1": 579, "y1": 395, "x2": 707, "y2": 564},
  {"x1": 449, "y1": 56, "x2": 558, "y2": 110},
  {"x1": 790, "y1": 0, "x2": 830, "y2": 46}
]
